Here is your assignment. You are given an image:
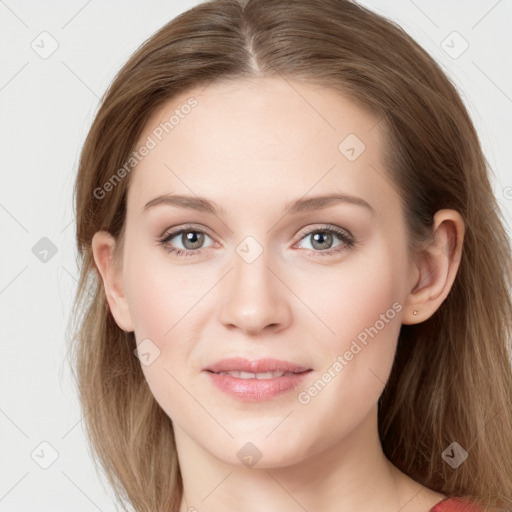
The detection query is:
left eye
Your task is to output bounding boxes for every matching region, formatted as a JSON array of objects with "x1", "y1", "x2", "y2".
[{"x1": 294, "y1": 227, "x2": 354, "y2": 255}]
